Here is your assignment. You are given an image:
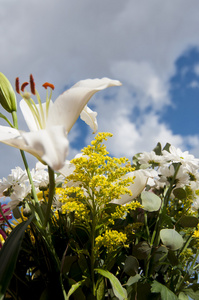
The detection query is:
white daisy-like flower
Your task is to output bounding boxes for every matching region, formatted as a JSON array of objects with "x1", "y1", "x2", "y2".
[
  {"x1": 158, "y1": 164, "x2": 190, "y2": 187},
  {"x1": 162, "y1": 145, "x2": 199, "y2": 169},
  {"x1": 138, "y1": 151, "x2": 167, "y2": 166},
  {"x1": 0, "y1": 167, "x2": 29, "y2": 197}
]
